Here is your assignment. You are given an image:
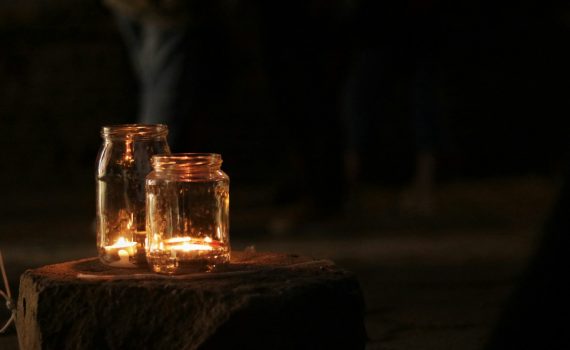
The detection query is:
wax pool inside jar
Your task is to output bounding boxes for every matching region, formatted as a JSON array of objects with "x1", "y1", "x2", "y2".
[
  {"x1": 148, "y1": 236, "x2": 229, "y2": 274},
  {"x1": 166, "y1": 237, "x2": 214, "y2": 252}
]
